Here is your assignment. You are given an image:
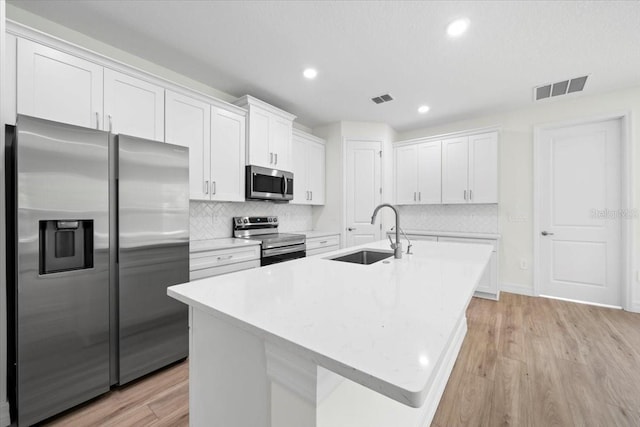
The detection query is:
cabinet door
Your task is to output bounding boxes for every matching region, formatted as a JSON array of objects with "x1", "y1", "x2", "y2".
[
  {"x1": 165, "y1": 91, "x2": 211, "y2": 200},
  {"x1": 441, "y1": 136, "x2": 469, "y2": 204},
  {"x1": 104, "y1": 69, "x2": 164, "y2": 141},
  {"x1": 291, "y1": 134, "x2": 308, "y2": 204},
  {"x1": 468, "y1": 132, "x2": 498, "y2": 203},
  {"x1": 210, "y1": 107, "x2": 246, "y2": 202},
  {"x1": 248, "y1": 108, "x2": 271, "y2": 168},
  {"x1": 307, "y1": 140, "x2": 325, "y2": 205},
  {"x1": 17, "y1": 38, "x2": 103, "y2": 129},
  {"x1": 417, "y1": 141, "x2": 442, "y2": 204},
  {"x1": 271, "y1": 116, "x2": 292, "y2": 171},
  {"x1": 394, "y1": 145, "x2": 418, "y2": 205}
]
